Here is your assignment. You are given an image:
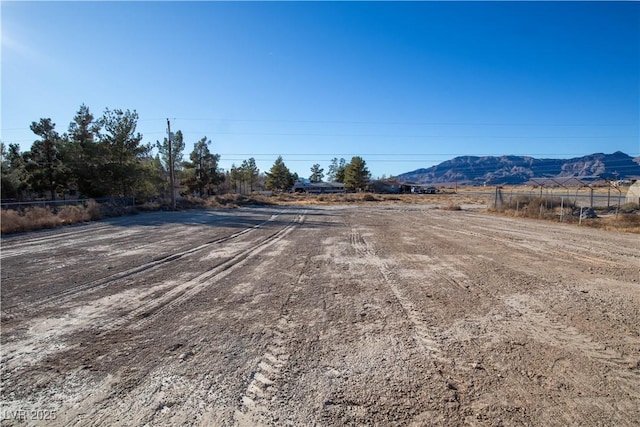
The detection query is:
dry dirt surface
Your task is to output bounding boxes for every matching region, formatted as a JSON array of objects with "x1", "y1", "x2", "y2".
[{"x1": 1, "y1": 204, "x2": 639, "y2": 426}]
